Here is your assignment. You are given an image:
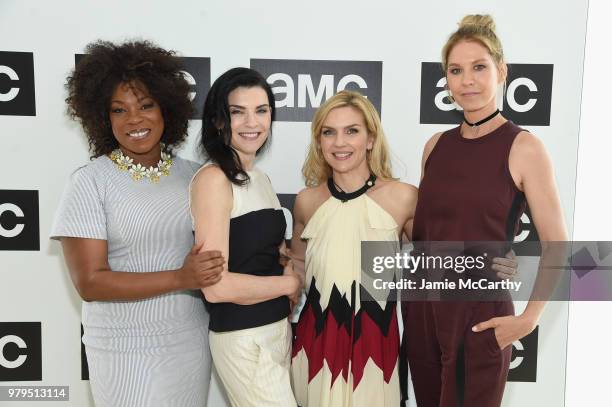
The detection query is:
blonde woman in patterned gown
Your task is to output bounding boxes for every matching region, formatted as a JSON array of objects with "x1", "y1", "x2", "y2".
[{"x1": 290, "y1": 91, "x2": 417, "y2": 406}]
